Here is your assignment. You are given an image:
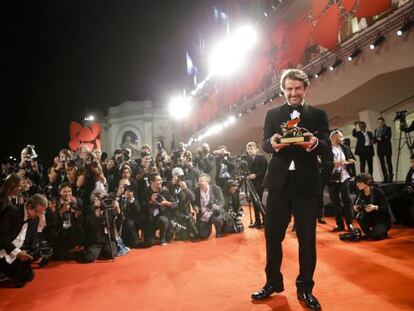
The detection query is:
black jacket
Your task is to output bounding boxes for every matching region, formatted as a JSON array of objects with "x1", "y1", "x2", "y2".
[
  {"x1": 352, "y1": 129, "x2": 375, "y2": 157},
  {"x1": 0, "y1": 205, "x2": 39, "y2": 255},
  {"x1": 355, "y1": 186, "x2": 391, "y2": 227},
  {"x1": 248, "y1": 154, "x2": 268, "y2": 190},
  {"x1": 193, "y1": 185, "x2": 224, "y2": 222},
  {"x1": 373, "y1": 126, "x2": 392, "y2": 156},
  {"x1": 405, "y1": 168, "x2": 414, "y2": 187},
  {"x1": 262, "y1": 103, "x2": 331, "y2": 195}
]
